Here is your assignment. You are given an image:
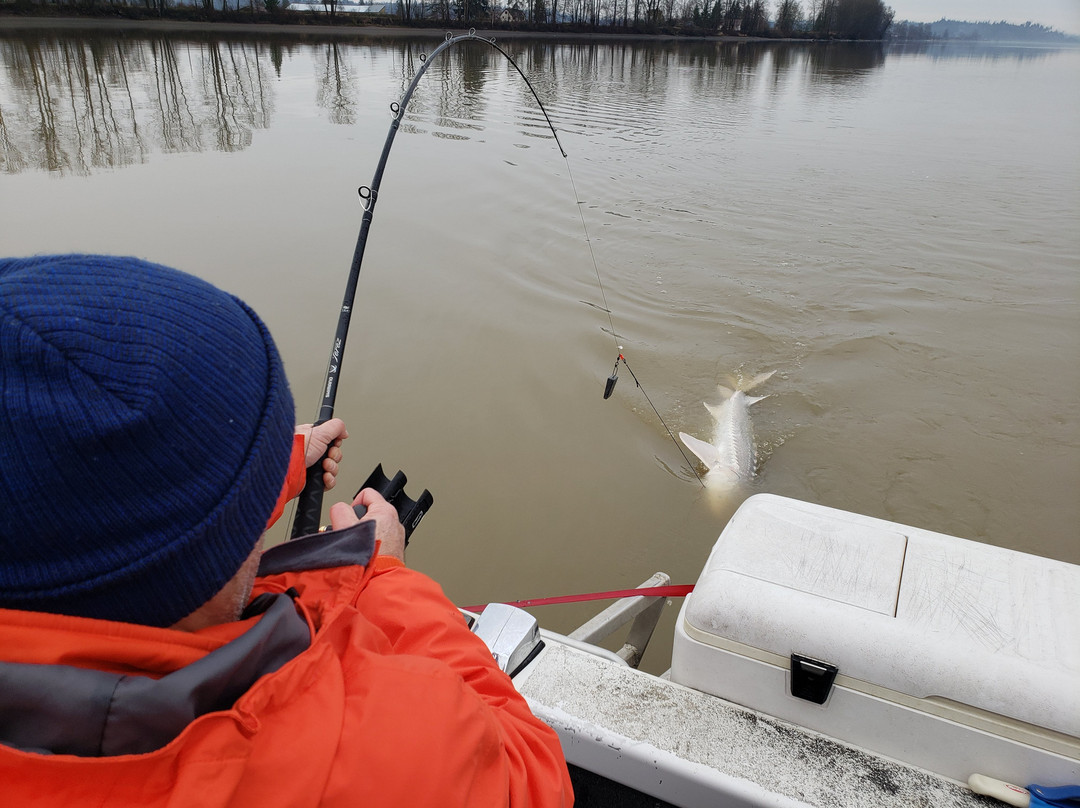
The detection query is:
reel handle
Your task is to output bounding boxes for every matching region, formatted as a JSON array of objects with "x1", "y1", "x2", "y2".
[{"x1": 349, "y1": 463, "x2": 433, "y2": 546}]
